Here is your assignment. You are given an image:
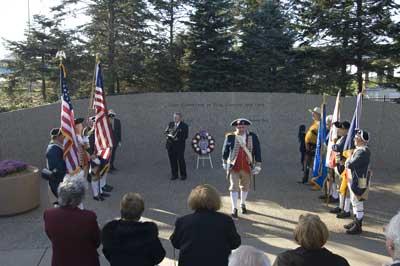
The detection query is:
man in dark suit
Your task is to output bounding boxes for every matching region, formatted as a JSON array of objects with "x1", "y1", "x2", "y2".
[
  {"x1": 165, "y1": 112, "x2": 189, "y2": 180},
  {"x1": 45, "y1": 128, "x2": 67, "y2": 200},
  {"x1": 109, "y1": 109, "x2": 122, "y2": 171}
]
